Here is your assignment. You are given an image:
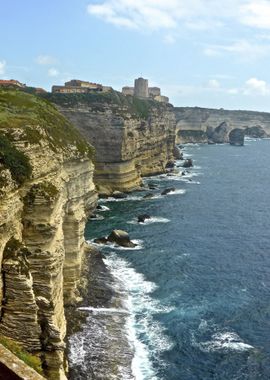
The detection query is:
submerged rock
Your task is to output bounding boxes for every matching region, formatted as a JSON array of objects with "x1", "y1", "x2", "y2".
[
  {"x1": 137, "y1": 214, "x2": 151, "y2": 223},
  {"x1": 93, "y1": 237, "x2": 108, "y2": 245},
  {"x1": 143, "y1": 193, "x2": 155, "y2": 199},
  {"x1": 112, "y1": 191, "x2": 127, "y2": 199},
  {"x1": 148, "y1": 183, "x2": 158, "y2": 190},
  {"x1": 229, "y1": 128, "x2": 245, "y2": 146},
  {"x1": 182, "y1": 159, "x2": 193, "y2": 168},
  {"x1": 107, "y1": 230, "x2": 137, "y2": 248},
  {"x1": 161, "y1": 187, "x2": 176, "y2": 196}
]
